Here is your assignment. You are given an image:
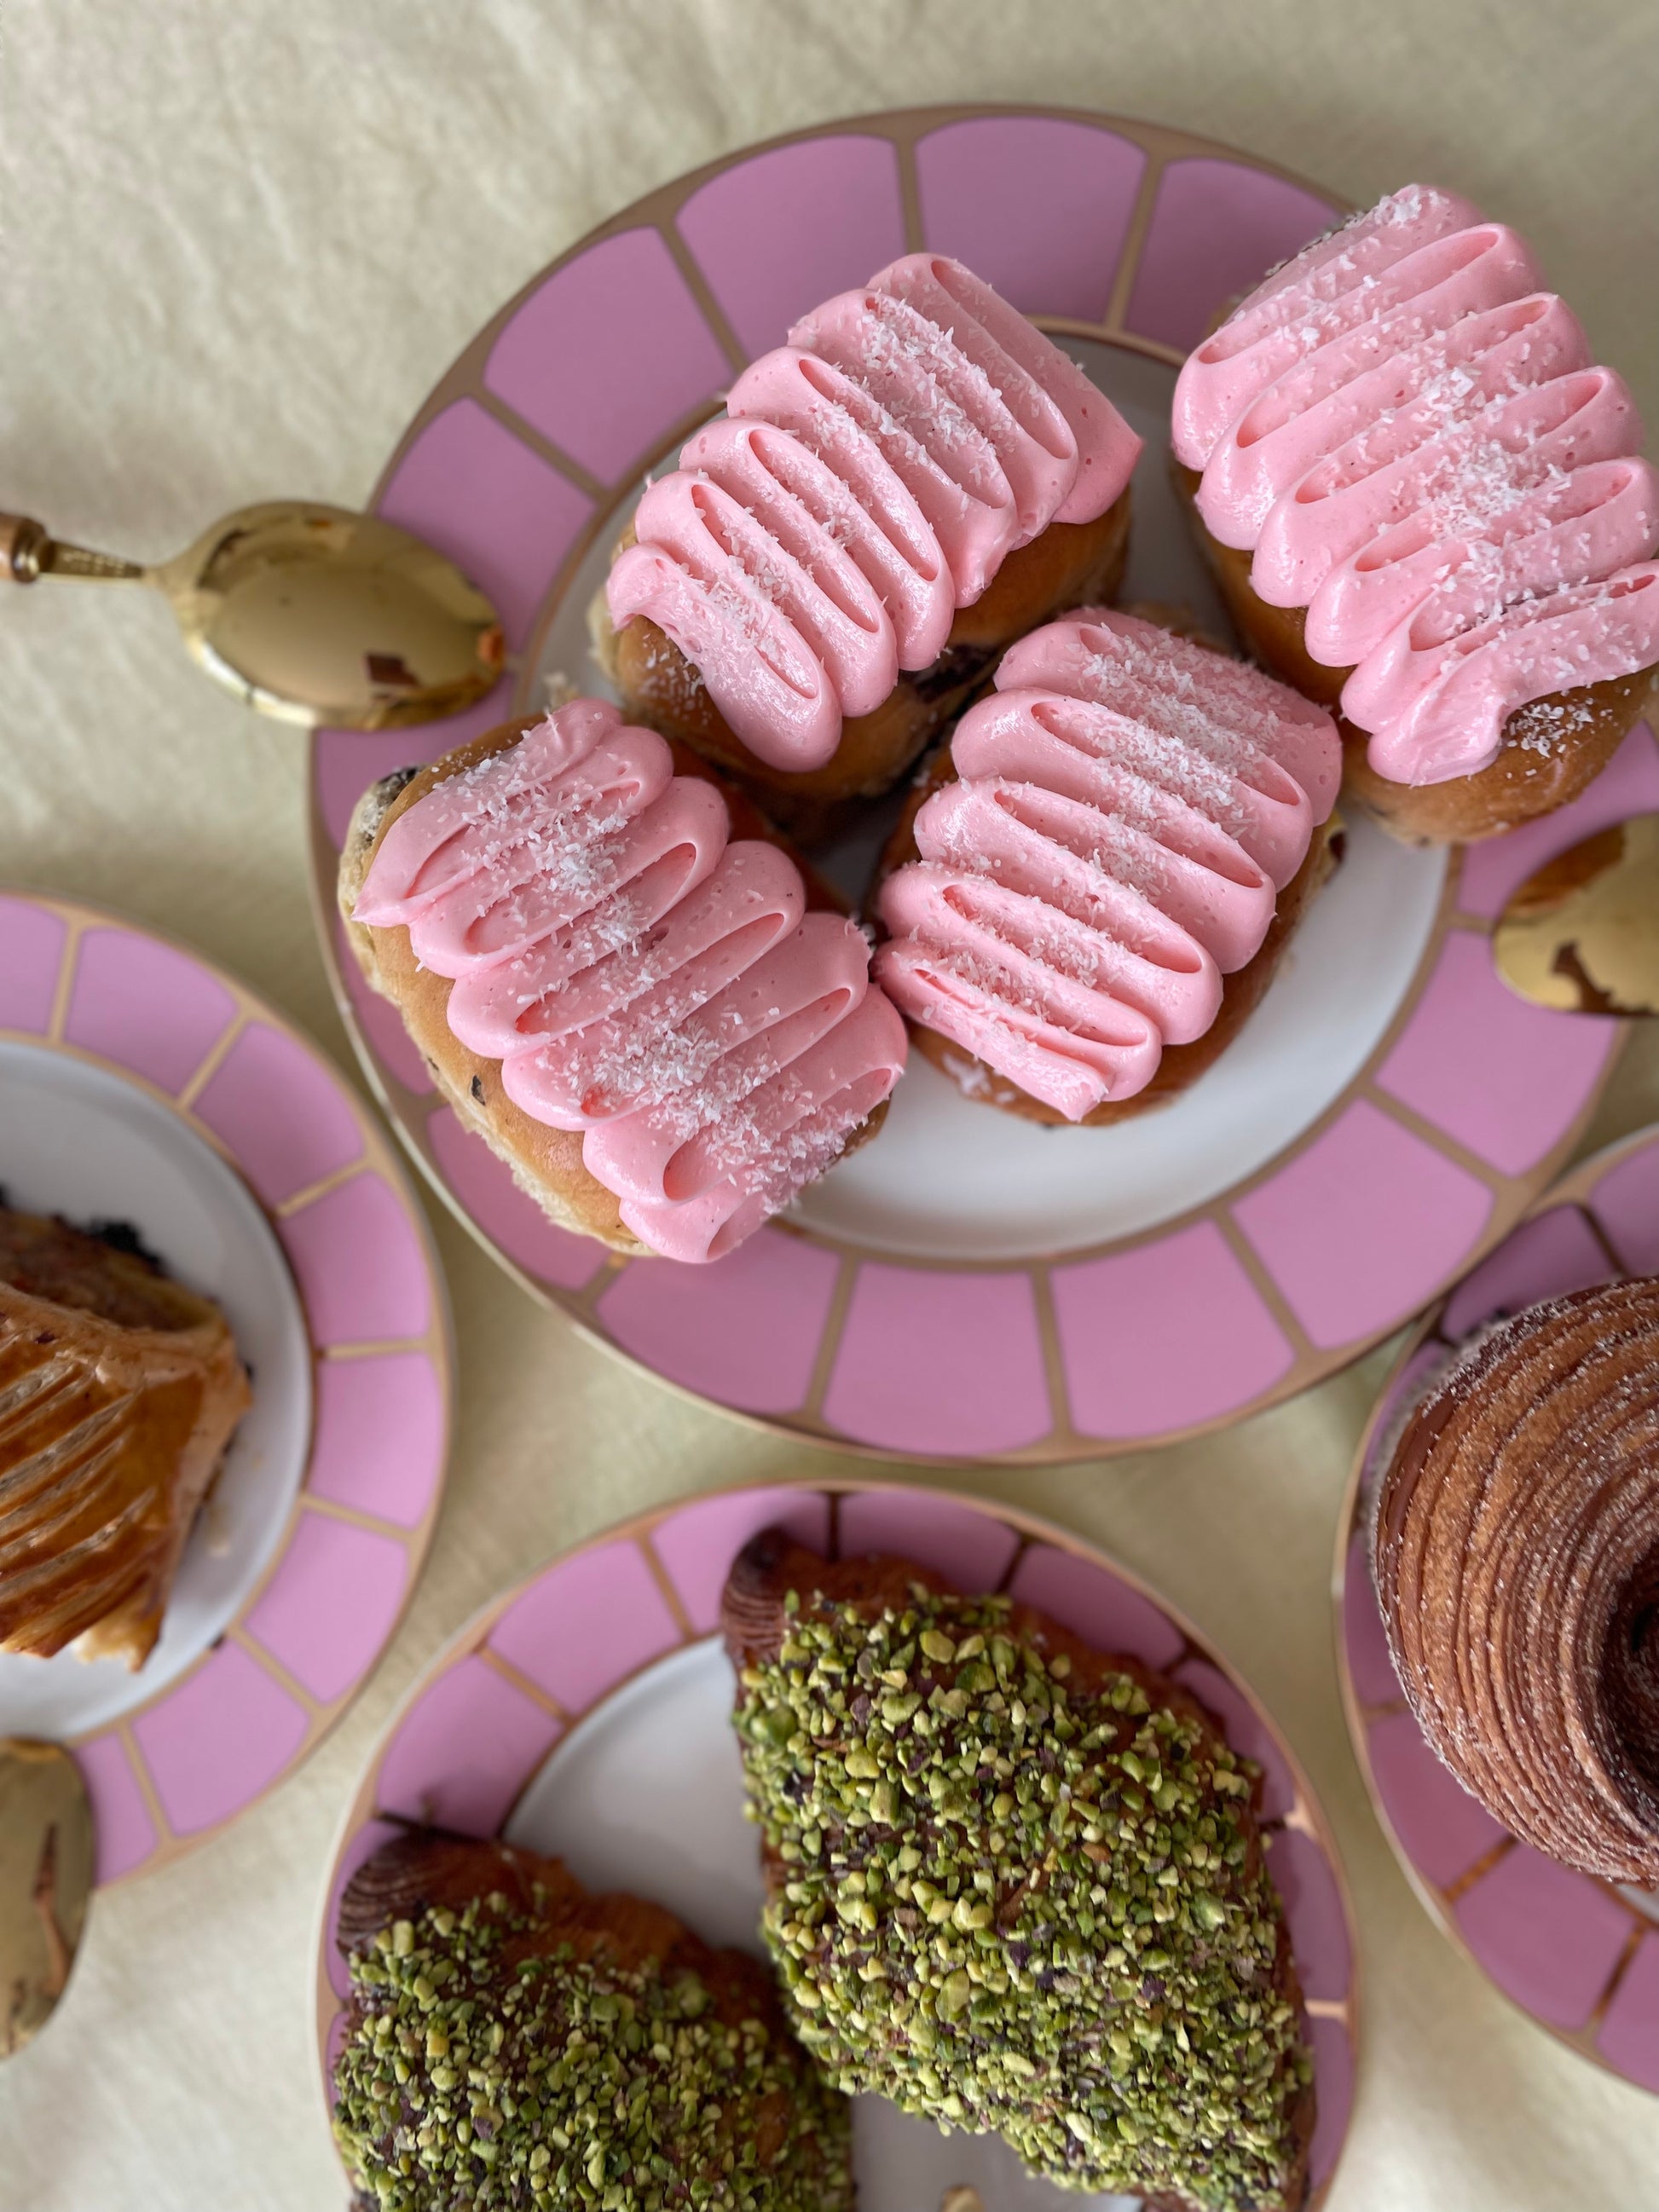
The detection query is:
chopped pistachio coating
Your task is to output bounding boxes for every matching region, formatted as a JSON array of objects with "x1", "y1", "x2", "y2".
[
  {"x1": 734, "y1": 1587, "x2": 1311, "y2": 2209},
  {"x1": 333, "y1": 1891, "x2": 854, "y2": 2211}
]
